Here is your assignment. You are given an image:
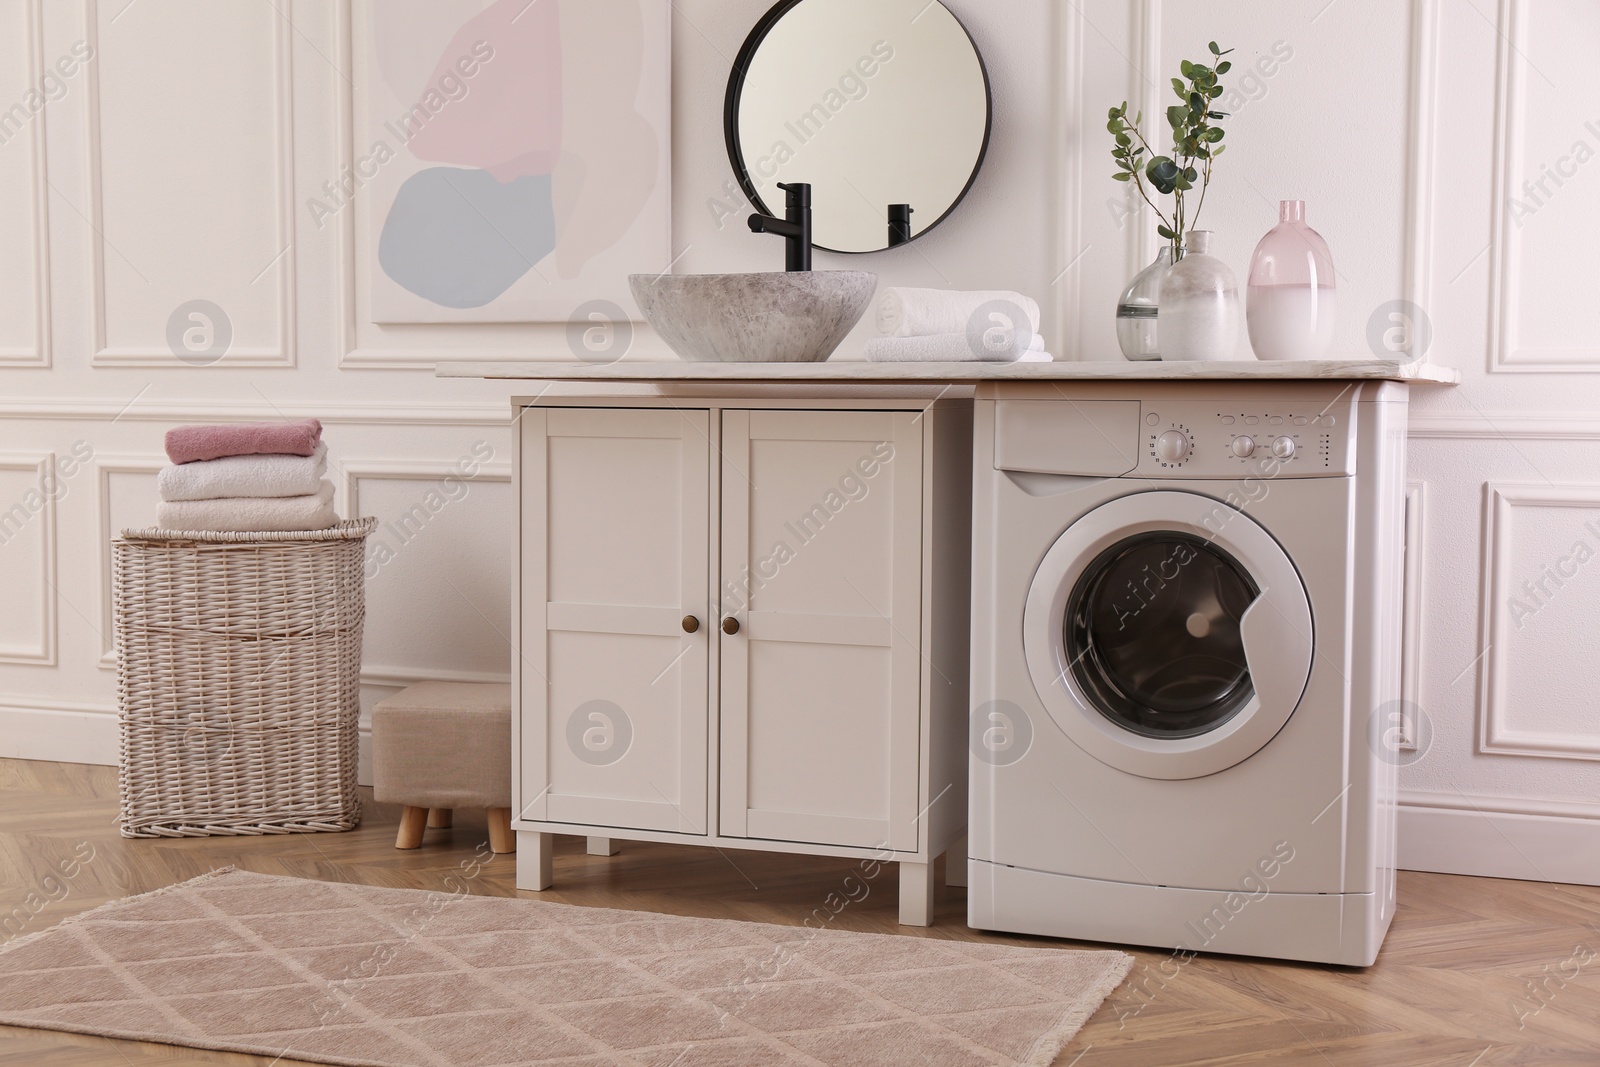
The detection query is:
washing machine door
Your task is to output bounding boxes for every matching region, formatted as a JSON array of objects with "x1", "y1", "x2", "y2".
[{"x1": 1022, "y1": 491, "x2": 1313, "y2": 780}]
